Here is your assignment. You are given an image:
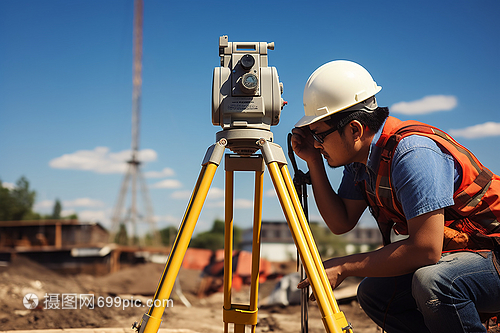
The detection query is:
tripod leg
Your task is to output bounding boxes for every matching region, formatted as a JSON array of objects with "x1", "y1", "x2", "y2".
[
  {"x1": 260, "y1": 140, "x2": 352, "y2": 333},
  {"x1": 250, "y1": 169, "x2": 264, "y2": 312},
  {"x1": 223, "y1": 168, "x2": 234, "y2": 333},
  {"x1": 281, "y1": 164, "x2": 340, "y2": 311},
  {"x1": 133, "y1": 141, "x2": 225, "y2": 333}
]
